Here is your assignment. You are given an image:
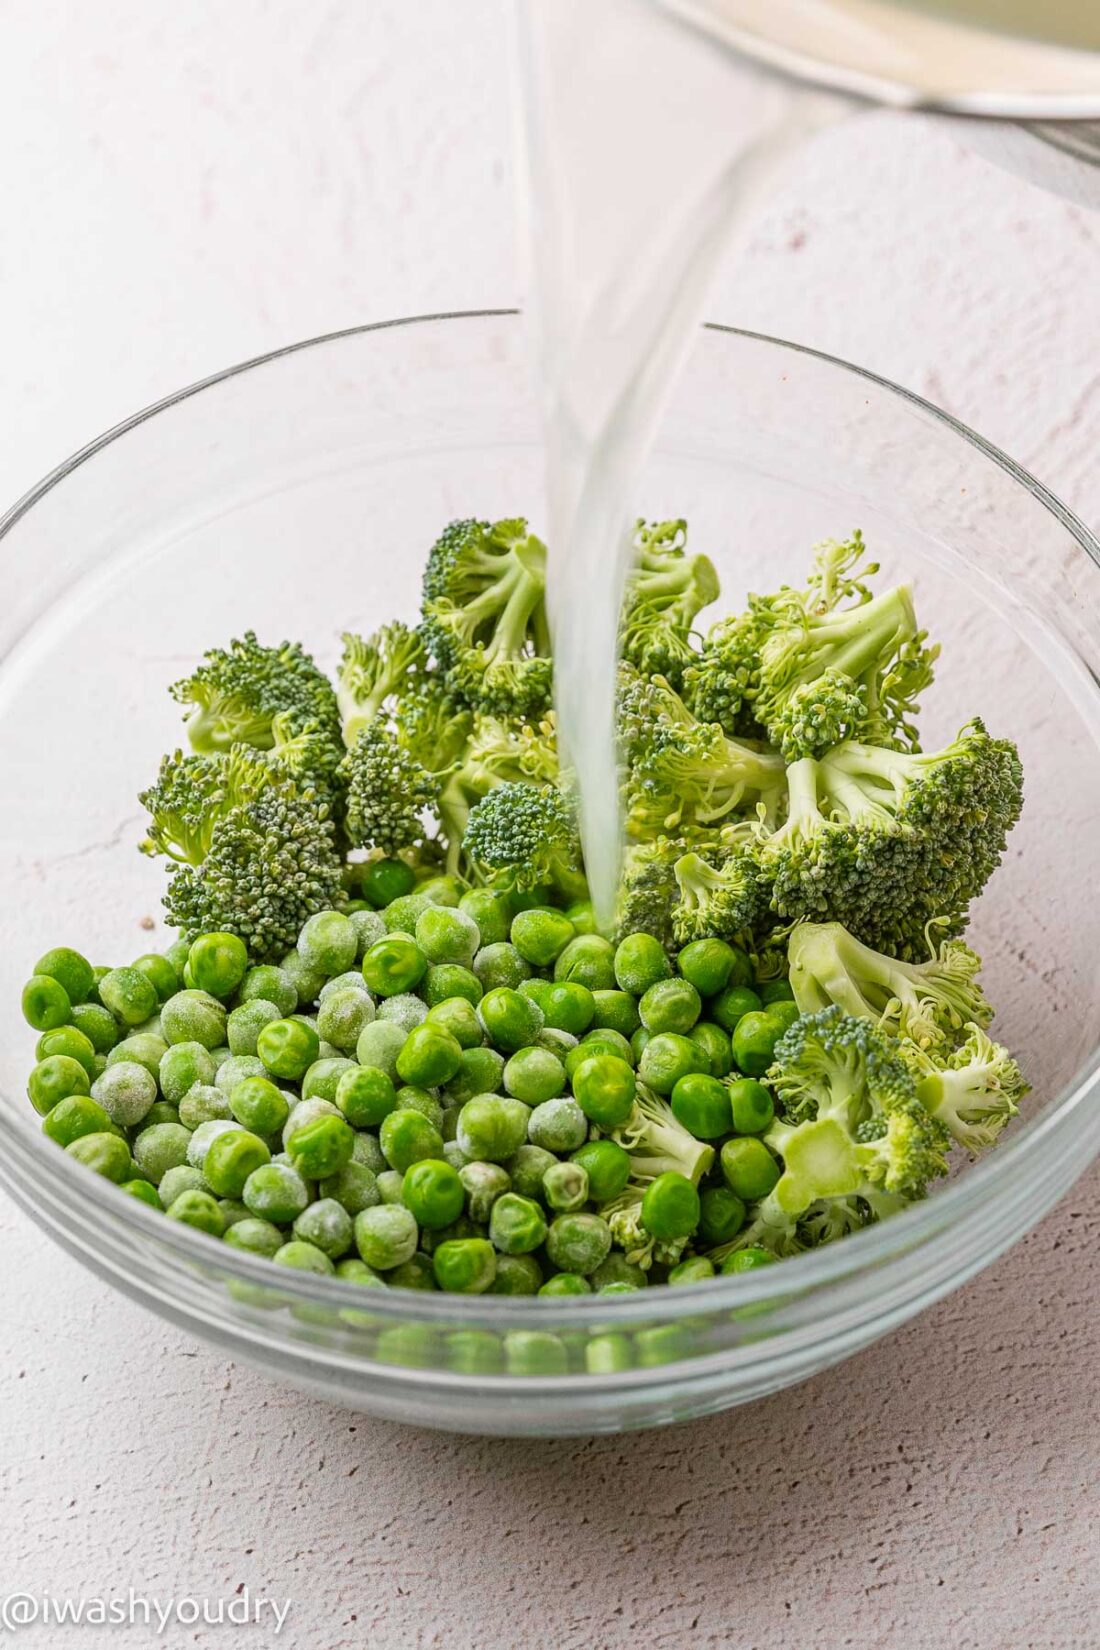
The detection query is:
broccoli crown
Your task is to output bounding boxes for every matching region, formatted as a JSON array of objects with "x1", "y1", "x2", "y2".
[
  {"x1": 170, "y1": 632, "x2": 342, "y2": 764},
  {"x1": 755, "y1": 720, "x2": 1023, "y2": 959},
  {"x1": 610, "y1": 1084, "x2": 715, "y2": 1186},
  {"x1": 141, "y1": 748, "x2": 342, "y2": 960},
  {"x1": 619, "y1": 668, "x2": 786, "y2": 837},
  {"x1": 672, "y1": 846, "x2": 763, "y2": 945},
  {"x1": 420, "y1": 517, "x2": 552, "y2": 718},
  {"x1": 462, "y1": 781, "x2": 580, "y2": 892},
  {"x1": 787, "y1": 920, "x2": 994, "y2": 1052},
  {"x1": 337, "y1": 622, "x2": 428, "y2": 747},
  {"x1": 341, "y1": 723, "x2": 439, "y2": 855},
  {"x1": 619, "y1": 519, "x2": 719, "y2": 687},
  {"x1": 766, "y1": 667, "x2": 869, "y2": 762},
  {"x1": 765, "y1": 1006, "x2": 949, "y2": 1210},
  {"x1": 614, "y1": 837, "x2": 684, "y2": 948},
  {"x1": 908, "y1": 1023, "x2": 1028, "y2": 1153}
]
